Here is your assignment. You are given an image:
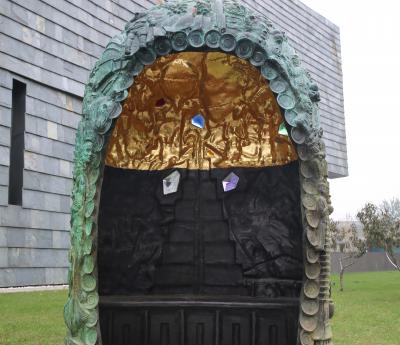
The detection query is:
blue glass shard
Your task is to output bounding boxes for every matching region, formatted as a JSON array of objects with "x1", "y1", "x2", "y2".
[{"x1": 191, "y1": 114, "x2": 205, "y2": 129}]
